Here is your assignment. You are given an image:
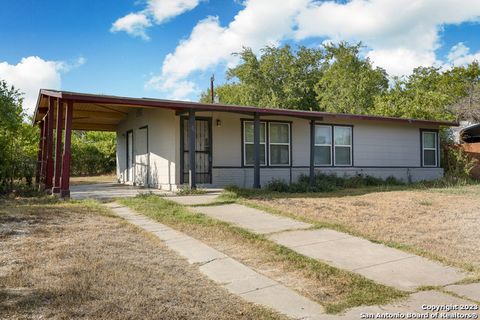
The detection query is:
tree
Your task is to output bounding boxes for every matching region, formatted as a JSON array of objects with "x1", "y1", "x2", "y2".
[
  {"x1": 315, "y1": 42, "x2": 388, "y2": 114},
  {"x1": 372, "y1": 66, "x2": 464, "y2": 121},
  {"x1": 0, "y1": 80, "x2": 38, "y2": 191},
  {"x1": 448, "y1": 62, "x2": 480, "y2": 122},
  {"x1": 201, "y1": 45, "x2": 324, "y2": 110},
  {"x1": 71, "y1": 131, "x2": 116, "y2": 176}
]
